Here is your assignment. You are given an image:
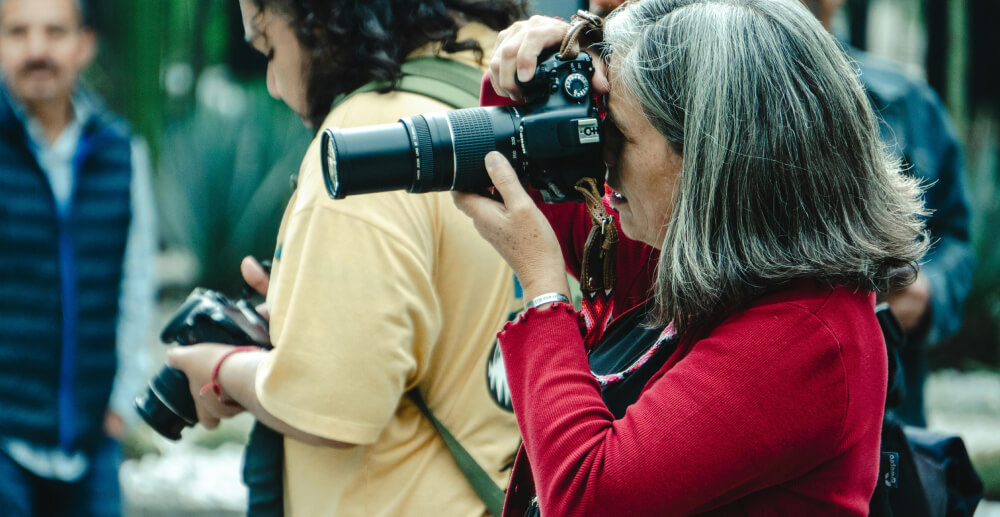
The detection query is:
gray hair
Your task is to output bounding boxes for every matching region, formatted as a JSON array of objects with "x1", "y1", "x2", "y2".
[{"x1": 602, "y1": 0, "x2": 929, "y2": 333}]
